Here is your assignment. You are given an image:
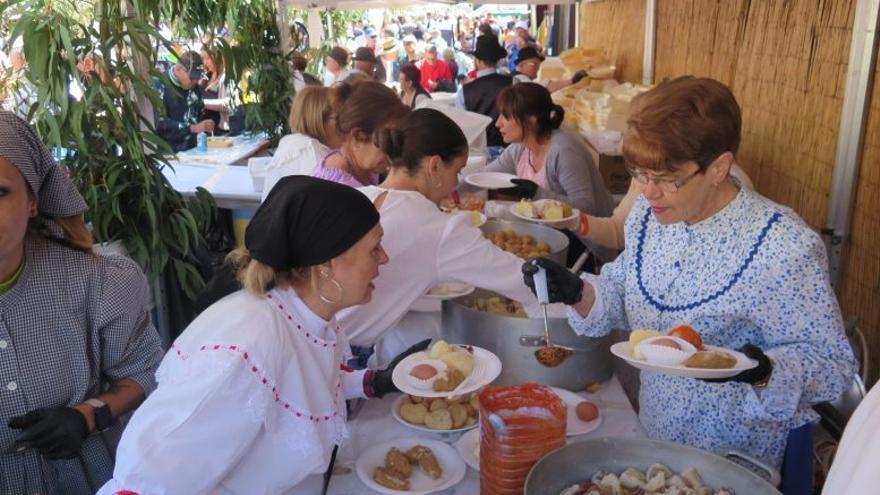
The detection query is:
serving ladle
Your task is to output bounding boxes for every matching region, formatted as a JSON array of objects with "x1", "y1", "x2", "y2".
[{"x1": 532, "y1": 261, "x2": 574, "y2": 367}]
